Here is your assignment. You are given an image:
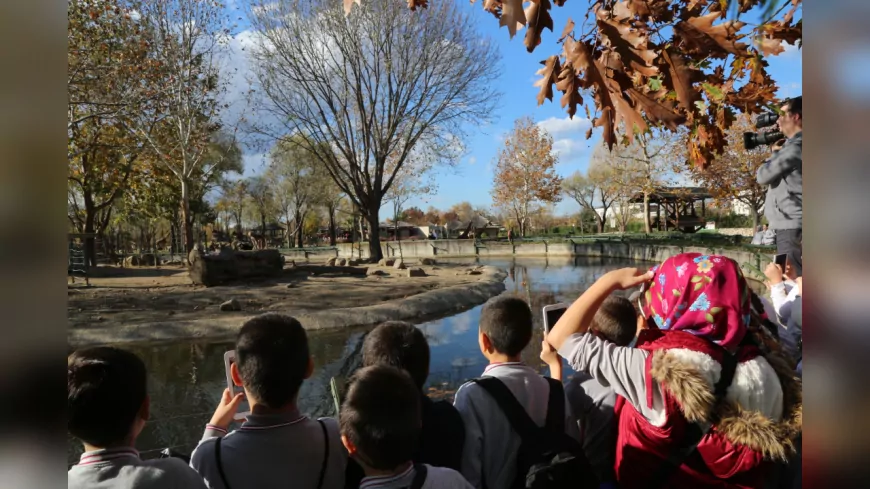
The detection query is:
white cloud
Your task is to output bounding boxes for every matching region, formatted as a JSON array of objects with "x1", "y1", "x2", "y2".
[
  {"x1": 468, "y1": 156, "x2": 477, "y2": 165},
  {"x1": 536, "y1": 116, "x2": 594, "y2": 163},
  {"x1": 781, "y1": 42, "x2": 801, "y2": 57}
]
